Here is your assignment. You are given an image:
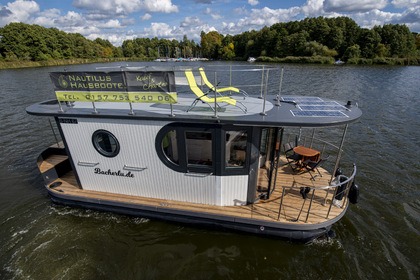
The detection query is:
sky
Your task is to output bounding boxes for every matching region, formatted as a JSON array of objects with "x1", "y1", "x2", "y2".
[{"x1": 0, "y1": 0, "x2": 419, "y2": 46}]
